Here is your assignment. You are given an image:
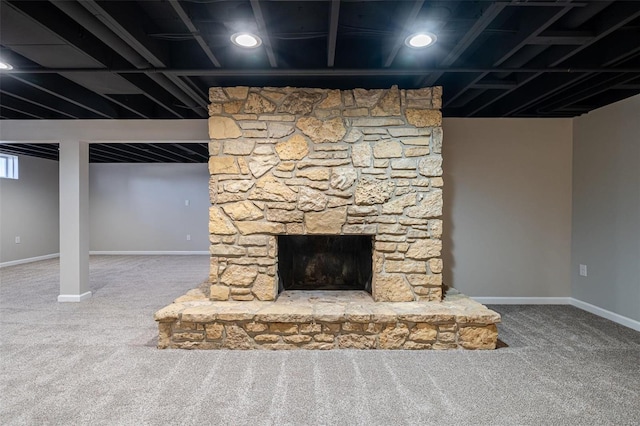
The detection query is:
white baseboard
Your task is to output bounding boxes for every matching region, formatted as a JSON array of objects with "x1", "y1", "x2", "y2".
[
  {"x1": 472, "y1": 297, "x2": 572, "y2": 305},
  {"x1": 58, "y1": 291, "x2": 92, "y2": 302},
  {"x1": 570, "y1": 298, "x2": 640, "y2": 332},
  {"x1": 89, "y1": 251, "x2": 209, "y2": 255},
  {"x1": 0, "y1": 253, "x2": 60, "y2": 268},
  {"x1": 472, "y1": 296, "x2": 639, "y2": 332}
]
